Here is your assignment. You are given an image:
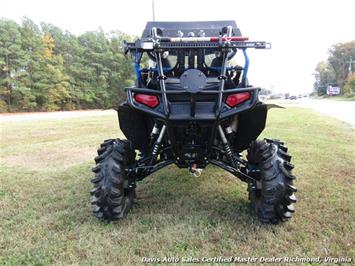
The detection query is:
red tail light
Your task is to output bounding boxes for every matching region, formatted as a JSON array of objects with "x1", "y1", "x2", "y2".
[
  {"x1": 225, "y1": 92, "x2": 251, "y2": 107},
  {"x1": 134, "y1": 93, "x2": 159, "y2": 108}
]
